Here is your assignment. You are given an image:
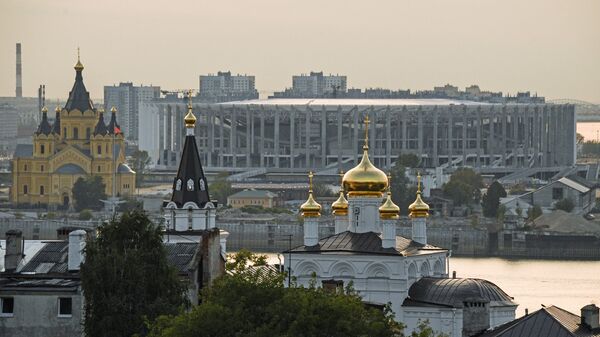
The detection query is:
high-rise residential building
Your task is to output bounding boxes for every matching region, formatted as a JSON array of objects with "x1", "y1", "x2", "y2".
[
  {"x1": 104, "y1": 83, "x2": 160, "y2": 142},
  {"x1": 291, "y1": 72, "x2": 347, "y2": 97},
  {"x1": 199, "y1": 71, "x2": 258, "y2": 102}
]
